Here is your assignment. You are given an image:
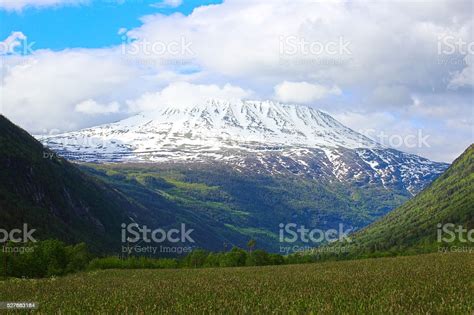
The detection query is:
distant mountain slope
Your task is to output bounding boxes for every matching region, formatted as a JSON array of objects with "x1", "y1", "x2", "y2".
[
  {"x1": 344, "y1": 144, "x2": 473, "y2": 254},
  {"x1": 38, "y1": 99, "x2": 448, "y2": 195},
  {"x1": 81, "y1": 161, "x2": 414, "y2": 253},
  {"x1": 0, "y1": 115, "x2": 161, "y2": 251}
]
